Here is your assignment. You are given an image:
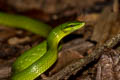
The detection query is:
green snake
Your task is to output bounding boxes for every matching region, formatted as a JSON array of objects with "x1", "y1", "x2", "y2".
[{"x1": 0, "y1": 12, "x2": 85, "y2": 80}]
